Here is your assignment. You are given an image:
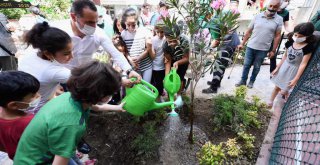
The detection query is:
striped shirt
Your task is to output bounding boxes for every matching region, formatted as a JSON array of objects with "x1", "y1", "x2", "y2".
[
  {"x1": 121, "y1": 27, "x2": 153, "y2": 71},
  {"x1": 163, "y1": 34, "x2": 189, "y2": 62}
]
